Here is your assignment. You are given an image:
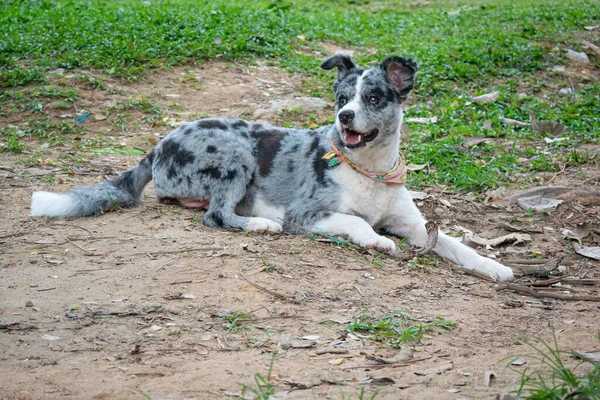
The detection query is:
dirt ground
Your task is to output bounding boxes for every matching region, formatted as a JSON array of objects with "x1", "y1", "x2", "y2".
[{"x1": 1, "y1": 61, "x2": 599, "y2": 400}]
